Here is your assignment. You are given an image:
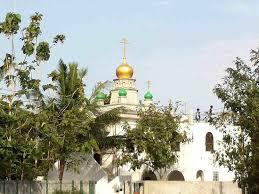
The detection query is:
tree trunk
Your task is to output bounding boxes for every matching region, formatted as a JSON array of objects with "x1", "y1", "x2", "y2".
[
  {"x1": 58, "y1": 159, "x2": 66, "y2": 183},
  {"x1": 251, "y1": 132, "x2": 259, "y2": 194},
  {"x1": 241, "y1": 186, "x2": 245, "y2": 194}
]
